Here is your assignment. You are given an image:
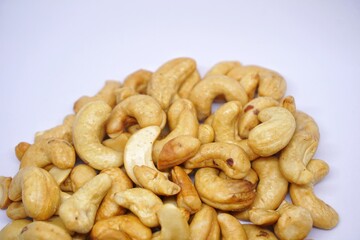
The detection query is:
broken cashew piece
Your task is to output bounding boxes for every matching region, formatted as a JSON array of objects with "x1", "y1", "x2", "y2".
[
  {"x1": 58, "y1": 173, "x2": 112, "y2": 233},
  {"x1": 73, "y1": 101, "x2": 123, "y2": 170},
  {"x1": 217, "y1": 213, "x2": 247, "y2": 240}
]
